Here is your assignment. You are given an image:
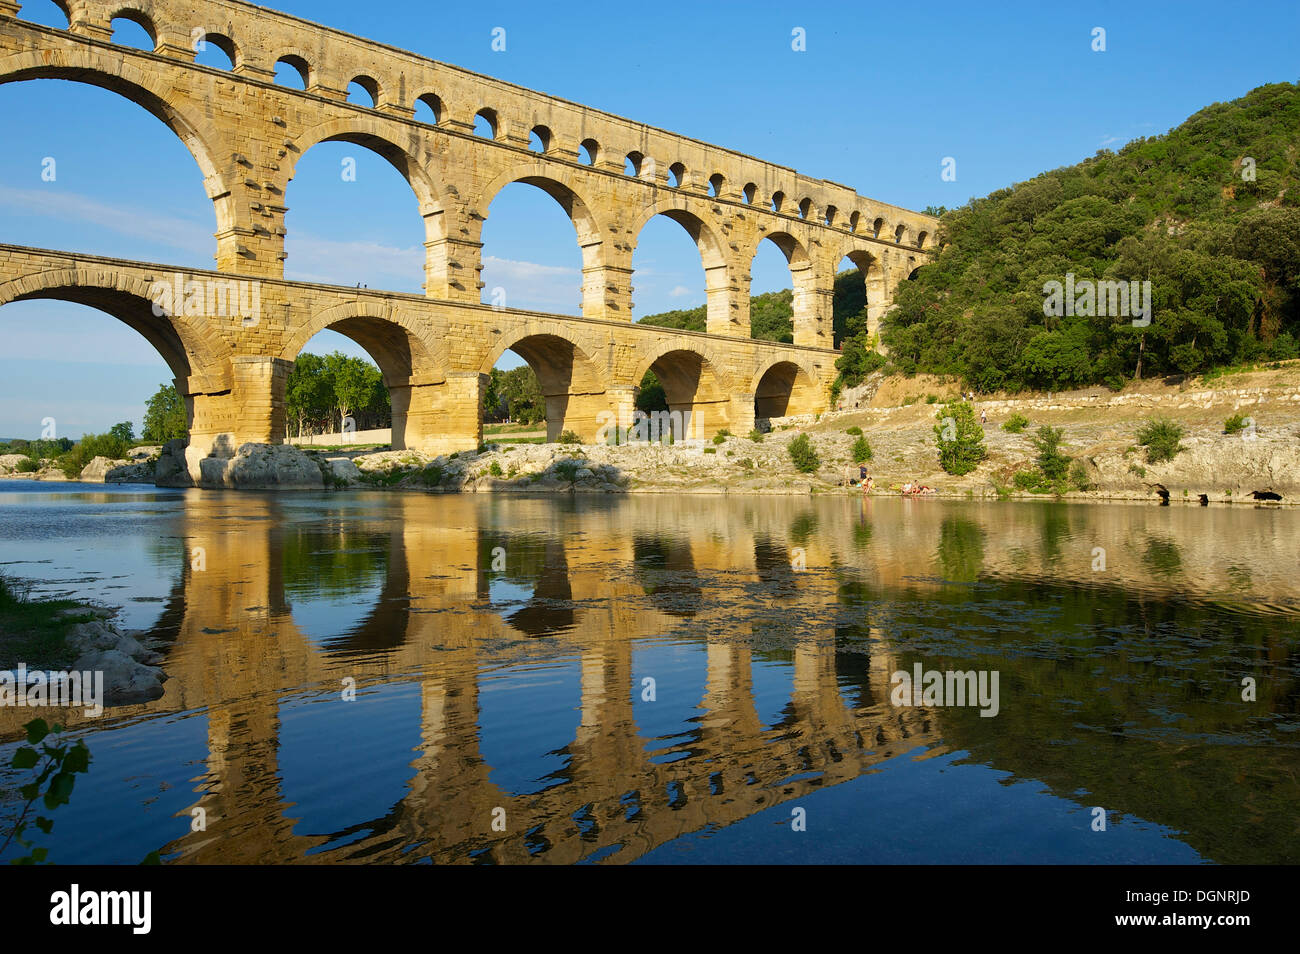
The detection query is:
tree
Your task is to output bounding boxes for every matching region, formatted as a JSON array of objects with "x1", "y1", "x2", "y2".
[
  {"x1": 788, "y1": 434, "x2": 820, "y2": 473},
  {"x1": 1032, "y1": 425, "x2": 1072, "y2": 482},
  {"x1": 497, "y1": 366, "x2": 545, "y2": 425},
  {"x1": 142, "y1": 384, "x2": 188, "y2": 443},
  {"x1": 933, "y1": 402, "x2": 987, "y2": 476},
  {"x1": 285, "y1": 353, "x2": 333, "y2": 437},
  {"x1": 109, "y1": 422, "x2": 134, "y2": 445}
]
